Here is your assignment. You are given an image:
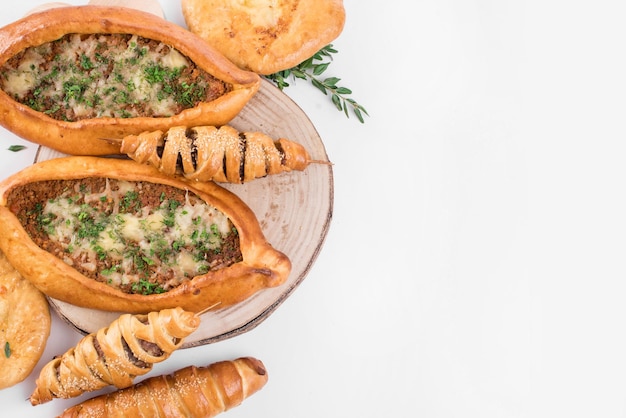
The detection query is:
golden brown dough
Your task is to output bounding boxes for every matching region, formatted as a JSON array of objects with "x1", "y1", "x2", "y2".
[
  {"x1": 118, "y1": 125, "x2": 312, "y2": 183},
  {"x1": 0, "y1": 6, "x2": 260, "y2": 155},
  {"x1": 30, "y1": 307, "x2": 200, "y2": 405},
  {"x1": 182, "y1": 0, "x2": 346, "y2": 75},
  {"x1": 0, "y1": 156, "x2": 291, "y2": 314},
  {"x1": 57, "y1": 357, "x2": 268, "y2": 417},
  {"x1": 0, "y1": 250, "x2": 50, "y2": 389}
]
